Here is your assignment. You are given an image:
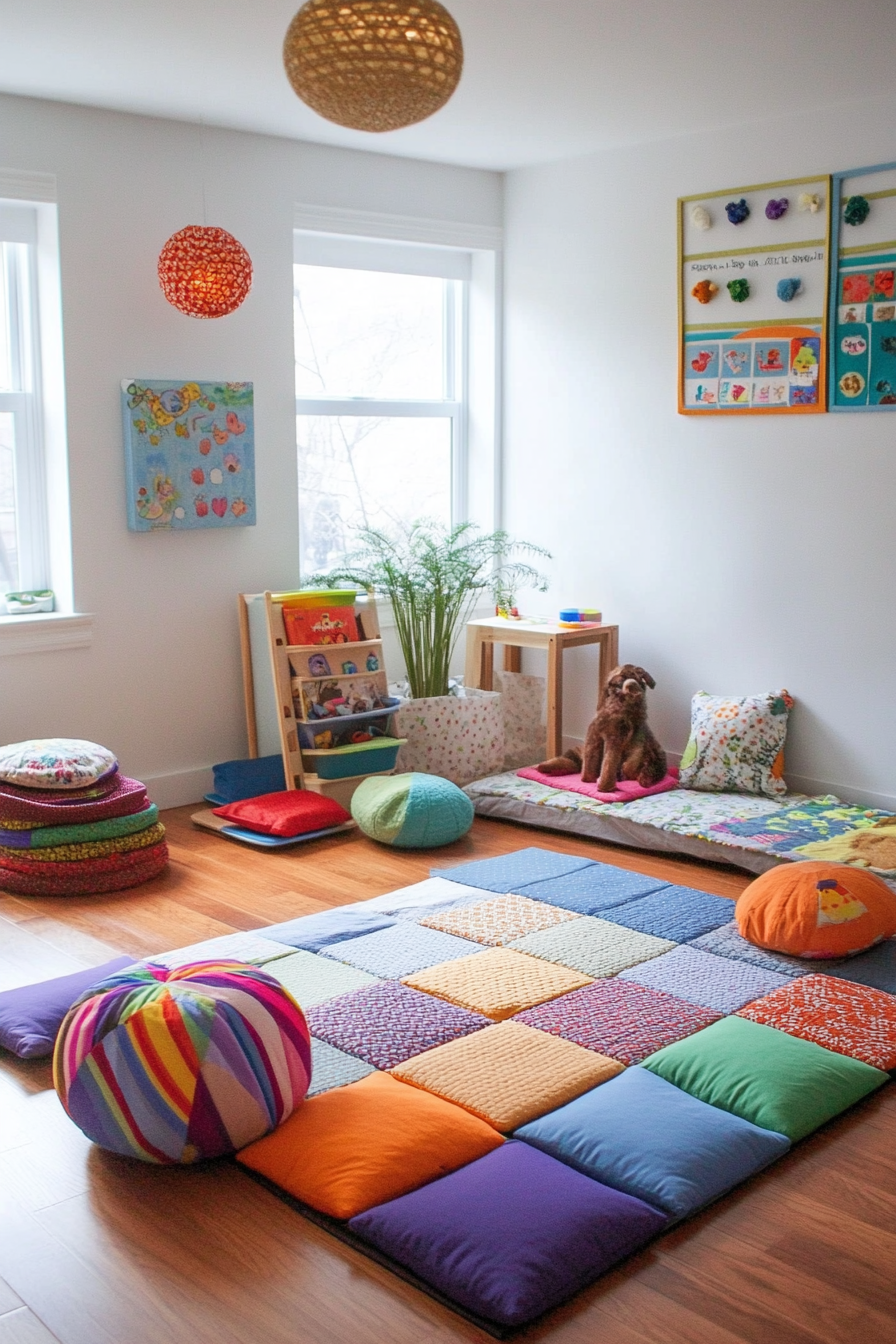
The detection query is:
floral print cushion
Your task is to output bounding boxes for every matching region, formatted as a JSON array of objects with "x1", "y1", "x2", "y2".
[
  {"x1": 0, "y1": 738, "x2": 118, "y2": 791},
  {"x1": 679, "y1": 691, "x2": 794, "y2": 798}
]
